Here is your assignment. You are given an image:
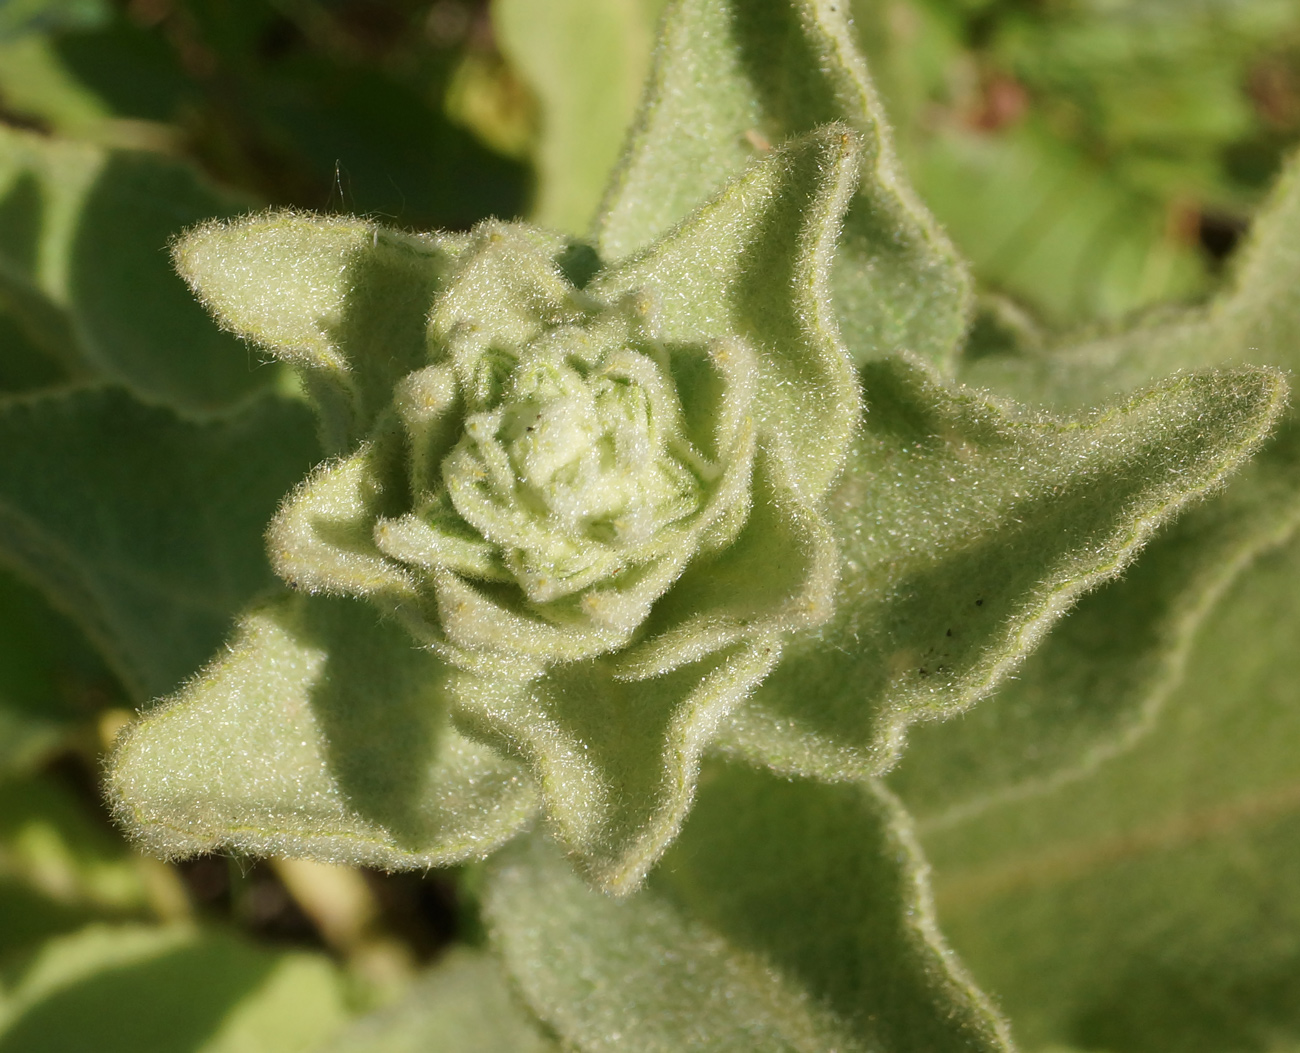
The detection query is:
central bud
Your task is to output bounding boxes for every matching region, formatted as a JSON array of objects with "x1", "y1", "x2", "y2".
[{"x1": 443, "y1": 331, "x2": 706, "y2": 604}]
